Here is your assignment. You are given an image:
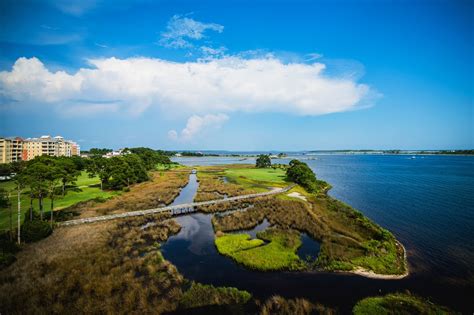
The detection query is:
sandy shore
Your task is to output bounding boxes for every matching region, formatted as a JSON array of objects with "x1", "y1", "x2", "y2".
[{"x1": 287, "y1": 191, "x2": 307, "y2": 201}]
